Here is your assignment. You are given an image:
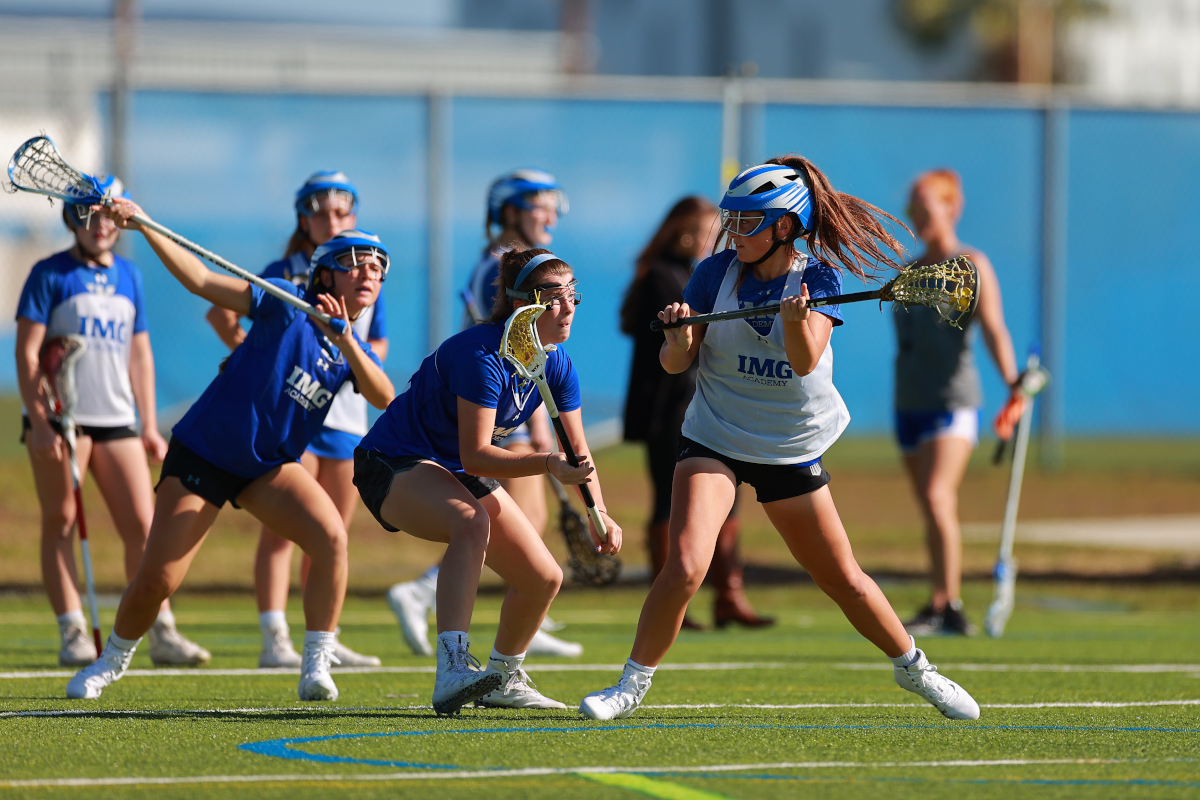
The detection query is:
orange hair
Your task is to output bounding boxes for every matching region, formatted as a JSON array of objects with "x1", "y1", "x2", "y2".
[{"x1": 911, "y1": 168, "x2": 964, "y2": 214}]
